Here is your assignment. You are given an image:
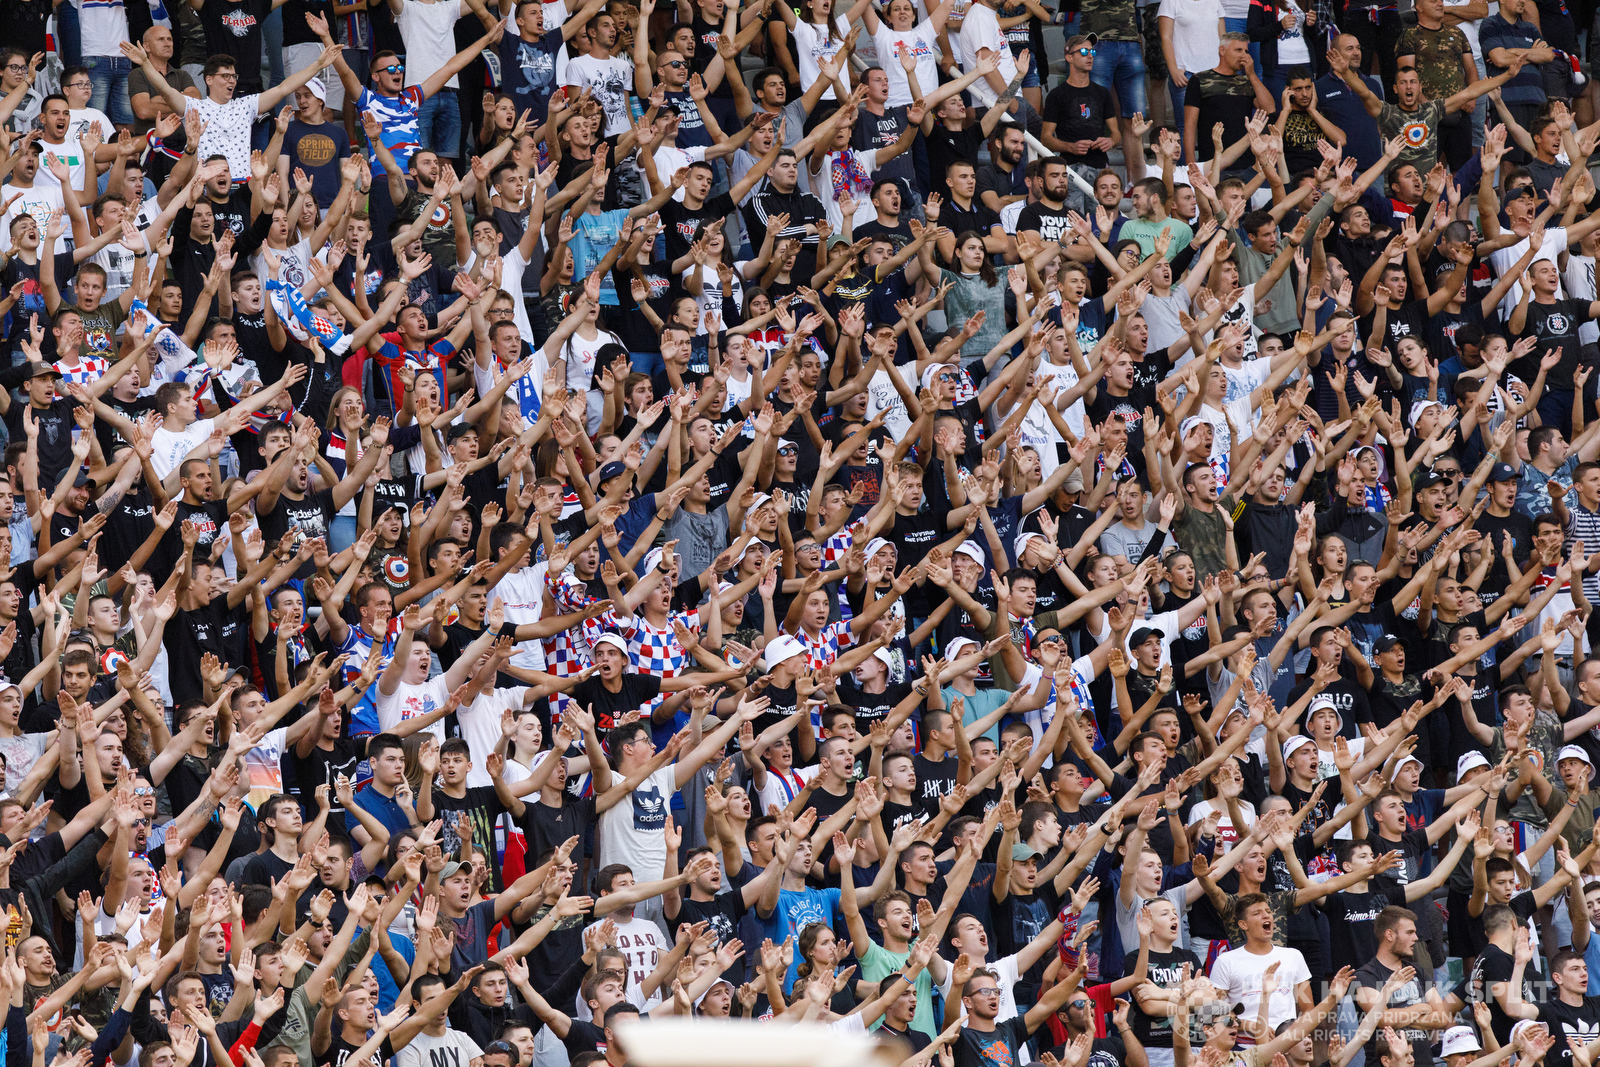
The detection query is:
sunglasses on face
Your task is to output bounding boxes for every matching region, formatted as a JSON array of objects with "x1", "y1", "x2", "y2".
[
  {"x1": 1076, "y1": 47, "x2": 1095, "y2": 55},
  {"x1": 663, "y1": 59, "x2": 686, "y2": 67},
  {"x1": 379, "y1": 63, "x2": 404, "y2": 74}
]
